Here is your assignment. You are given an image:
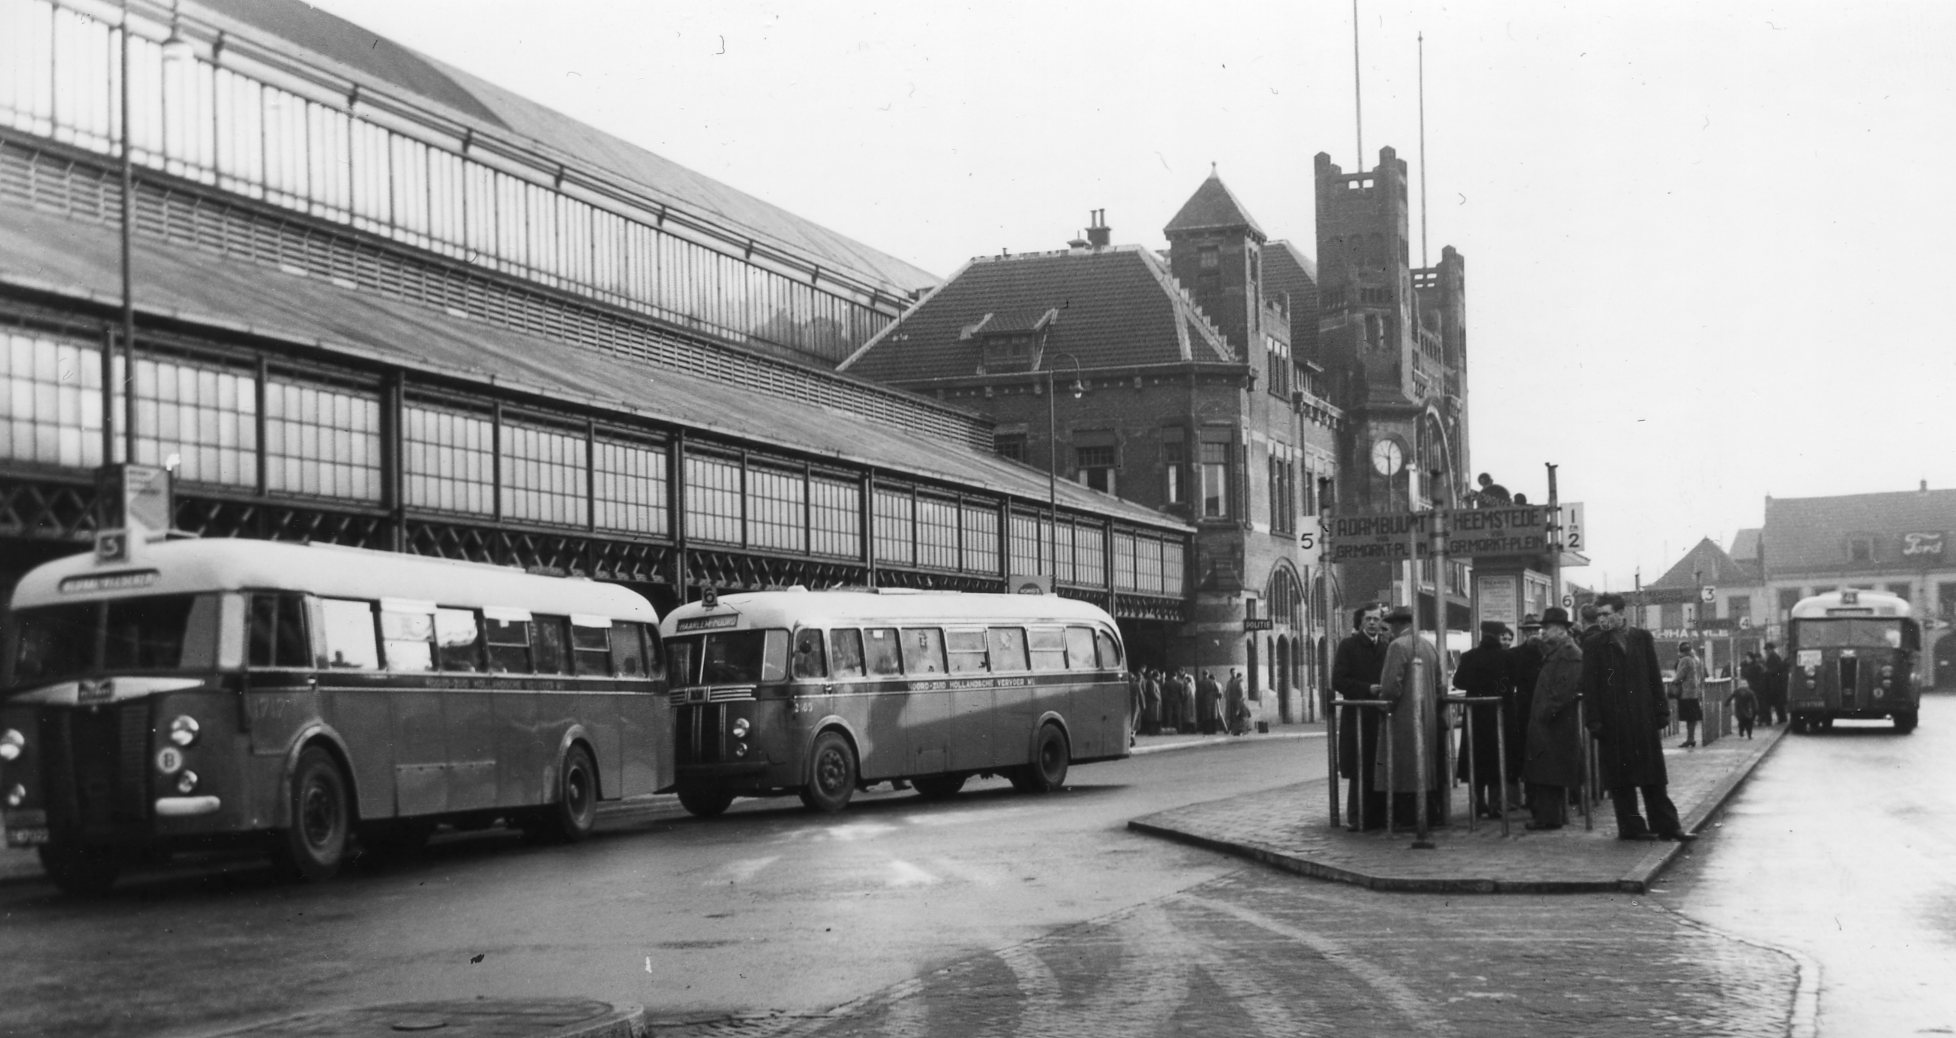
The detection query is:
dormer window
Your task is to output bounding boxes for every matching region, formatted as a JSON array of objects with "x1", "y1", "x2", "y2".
[
  {"x1": 962, "y1": 308, "x2": 1060, "y2": 373},
  {"x1": 1848, "y1": 535, "x2": 1876, "y2": 564}
]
